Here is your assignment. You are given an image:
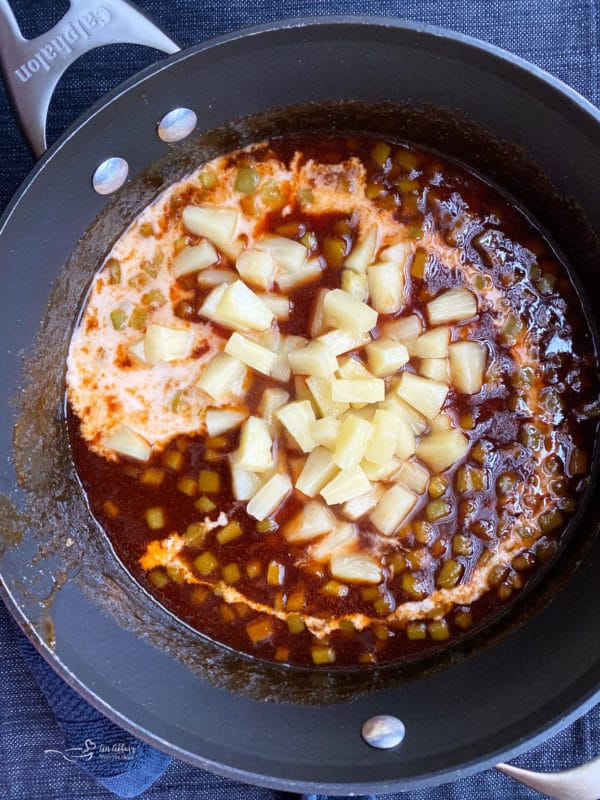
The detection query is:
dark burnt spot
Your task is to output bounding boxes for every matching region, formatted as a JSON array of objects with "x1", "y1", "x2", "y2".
[{"x1": 191, "y1": 342, "x2": 211, "y2": 359}]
